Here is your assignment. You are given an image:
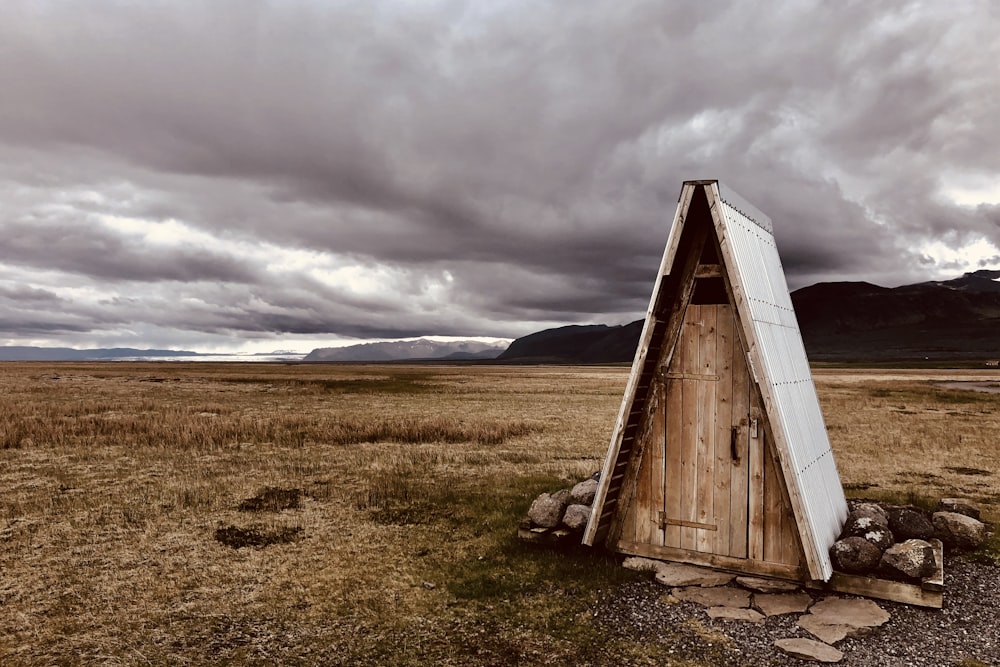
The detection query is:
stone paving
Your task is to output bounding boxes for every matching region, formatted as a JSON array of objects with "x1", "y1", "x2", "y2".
[{"x1": 624, "y1": 557, "x2": 893, "y2": 663}]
